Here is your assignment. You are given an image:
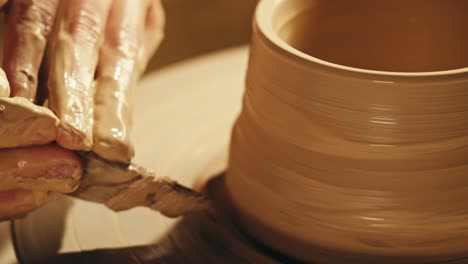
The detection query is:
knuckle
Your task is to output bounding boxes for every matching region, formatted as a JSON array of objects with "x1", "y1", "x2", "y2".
[
  {"x1": 105, "y1": 30, "x2": 140, "y2": 59},
  {"x1": 68, "y1": 8, "x2": 104, "y2": 45},
  {"x1": 15, "y1": 0, "x2": 58, "y2": 38},
  {"x1": 17, "y1": 68, "x2": 37, "y2": 88}
]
